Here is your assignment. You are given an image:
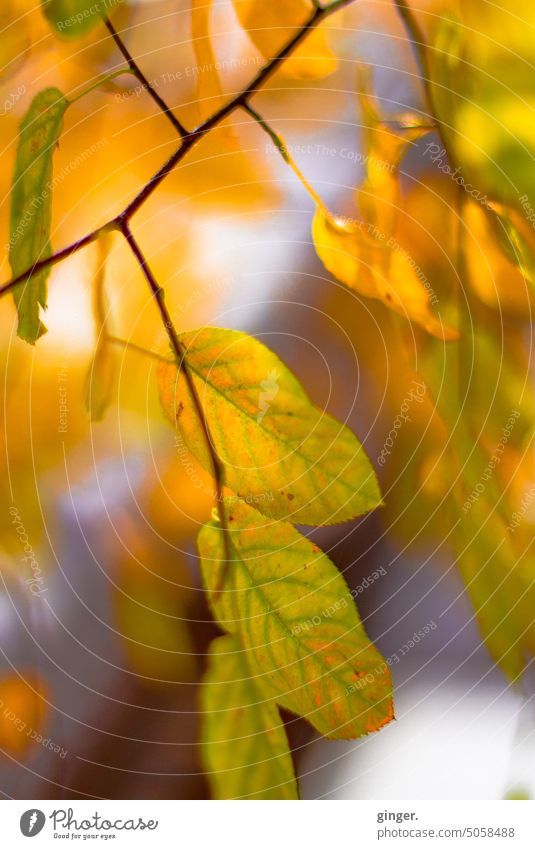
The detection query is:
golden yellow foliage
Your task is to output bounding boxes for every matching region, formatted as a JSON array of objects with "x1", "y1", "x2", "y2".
[{"x1": 232, "y1": 0, "x2": 337, "y2": 80}]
